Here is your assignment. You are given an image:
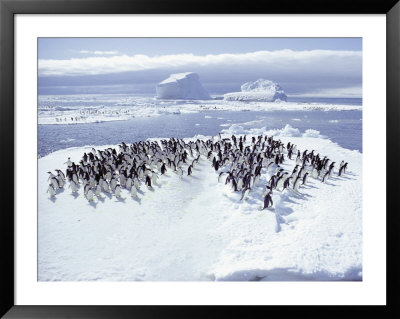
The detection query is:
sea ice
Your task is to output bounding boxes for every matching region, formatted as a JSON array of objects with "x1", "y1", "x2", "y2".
[{"x1": 38, "y1": 126, "x2": 362, "y2": 282}]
